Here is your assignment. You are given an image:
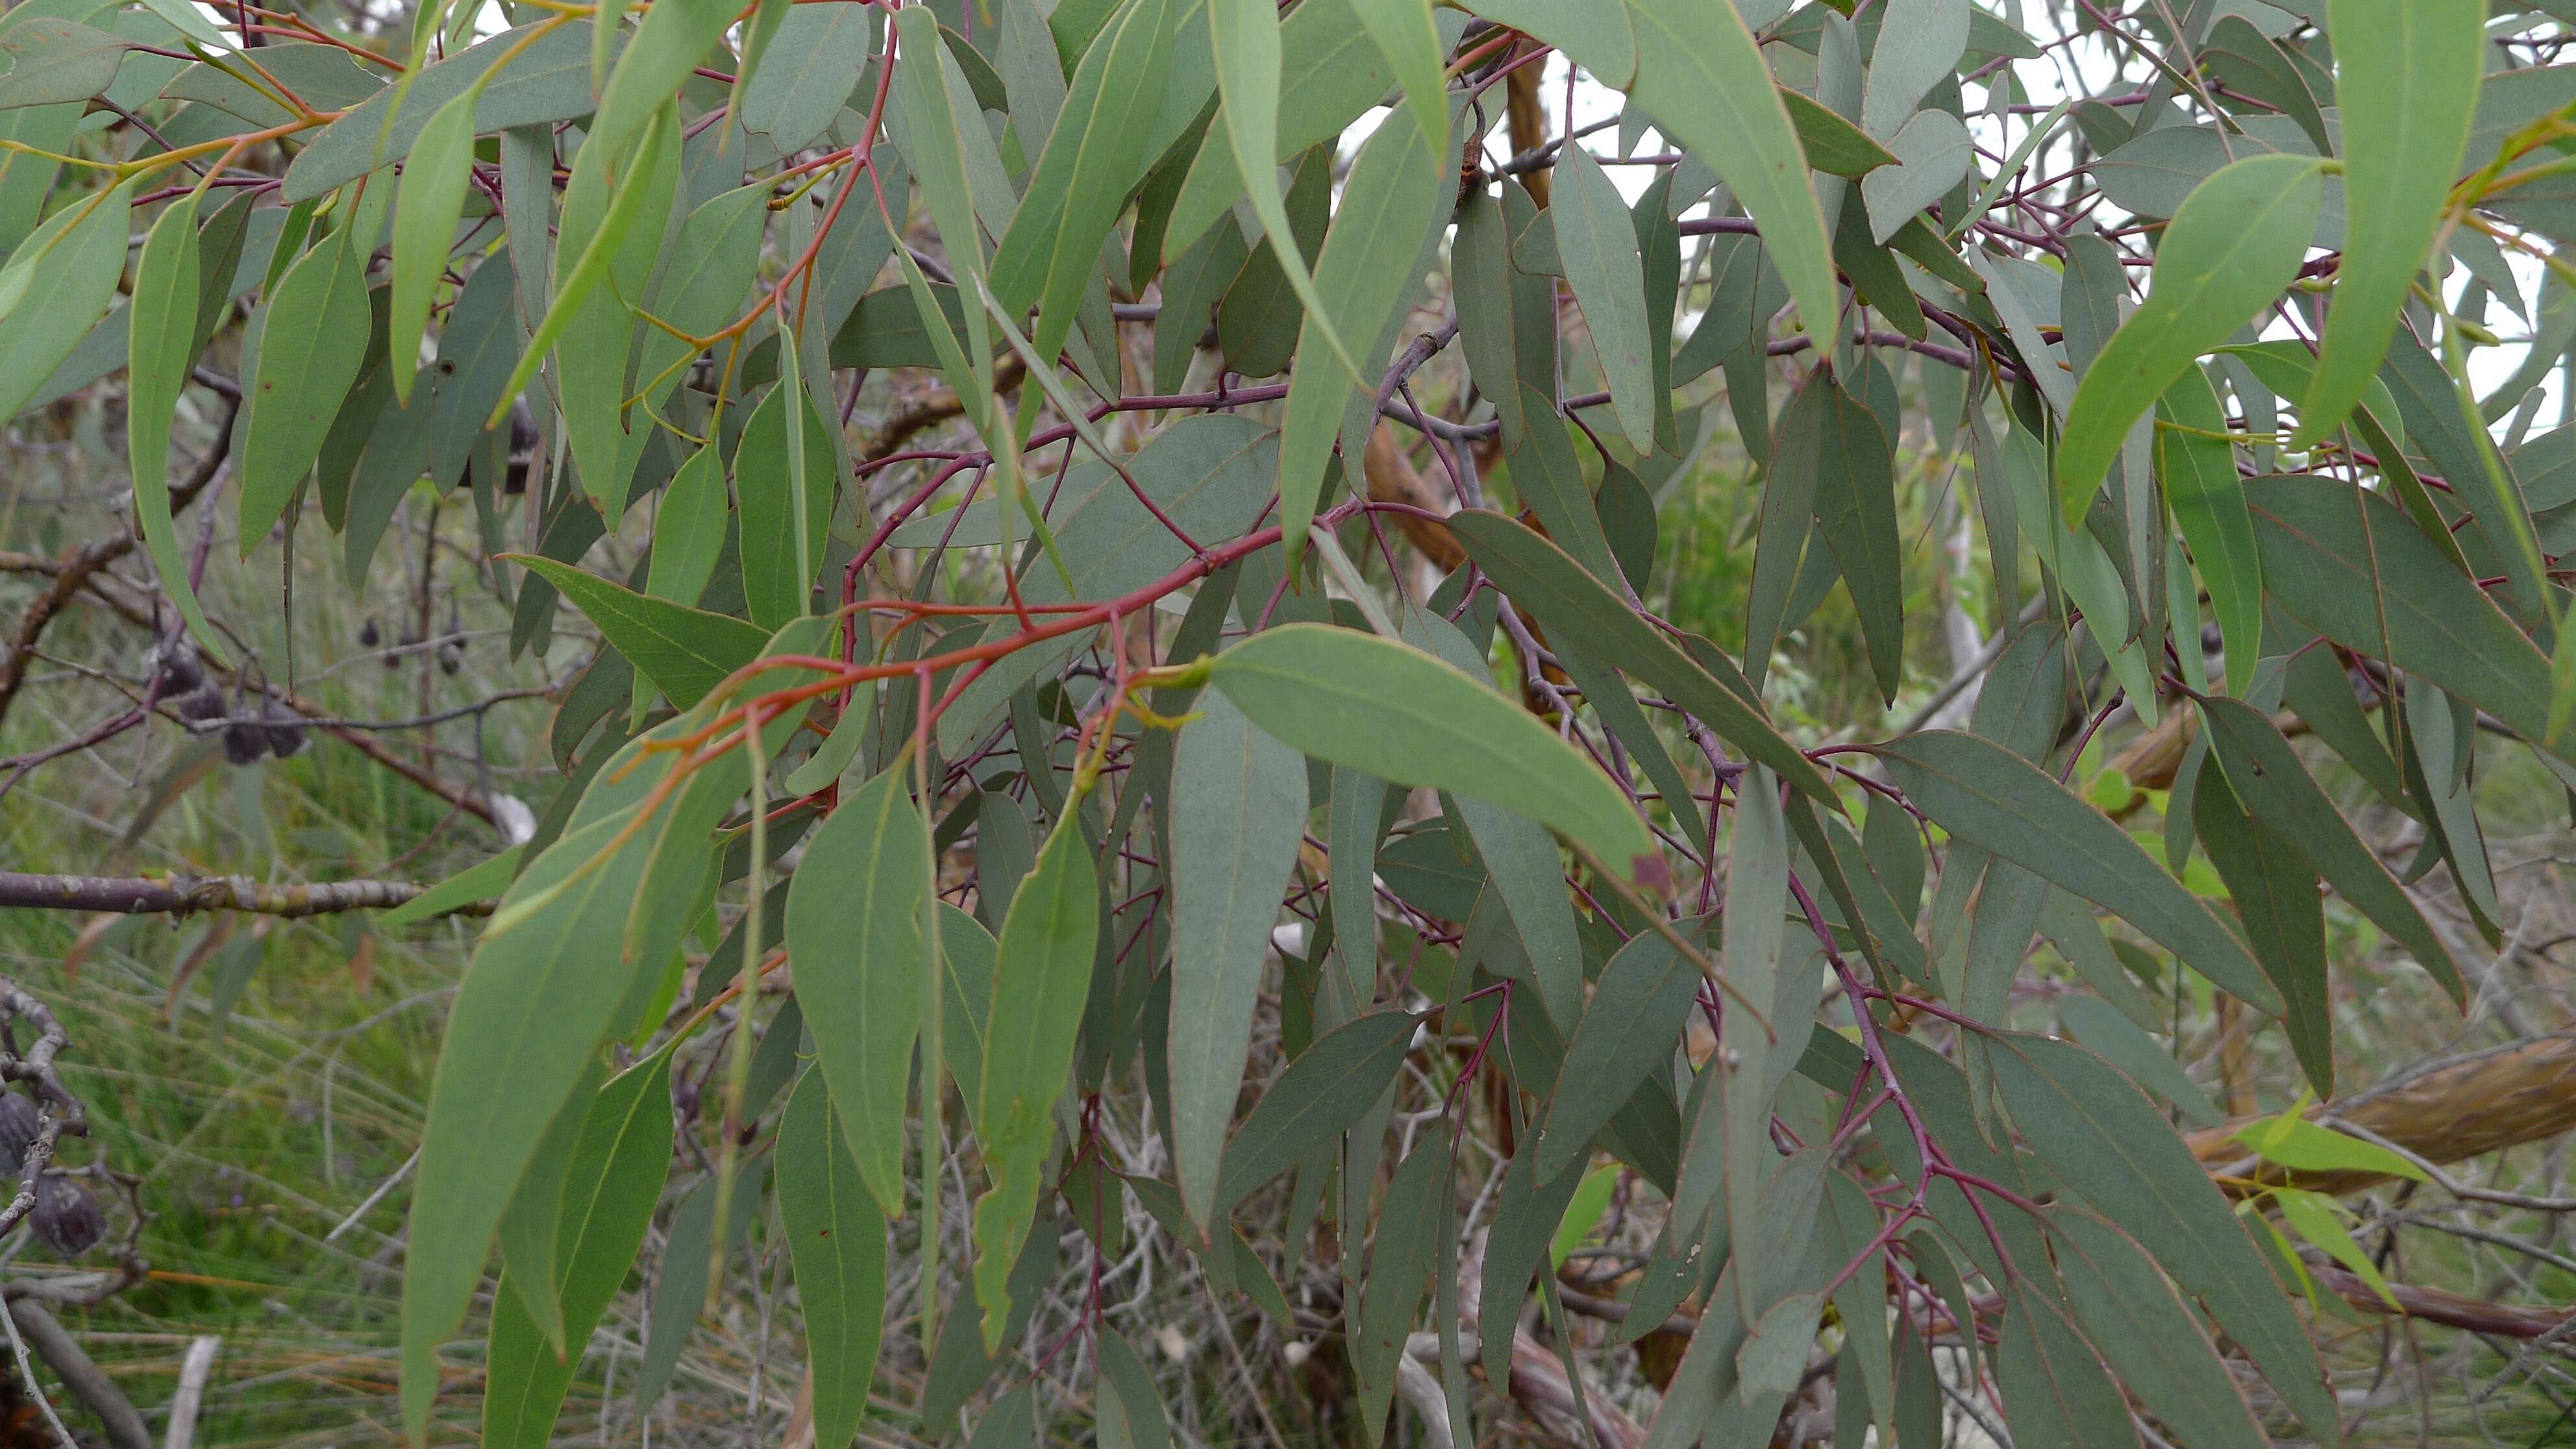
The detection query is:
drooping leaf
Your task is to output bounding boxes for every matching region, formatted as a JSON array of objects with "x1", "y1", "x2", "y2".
[
  {"x1": 1624, "y1": 0, "x2": 1839, "y2": 345},
  {"x1": 2294, "y1": 0, "x2": 2483, "y2": 446},
  {"x1": 2192, "y1": 766, "x2": 2334, "y2": 1094},
  {"x1": 126, "y1": 189, "x2": 224, "y2": 663},
  {"x1": 510, "y1": 556, "x2": 769, "y2": 710},
  {"x1": 387, "y1": 88, "x2": 477, "y2": 406},
  {"x1": 2059, "y1": 153, "x2": 2323, "y2": 510},
  {"x1": 777, "y1": 1067, "x2": 889, "y2": 1449},
  {"x1": 987, "y1": 0, "x2": 1180, "y2": 364},
  {"x1": 482, "y1": 1052, "x2": 675, "y2": 1449},
  {"x1": 2194, "y1": 694, "x2": 2462, "y2": 1002},
  {"x1": 1206, "y1": 624, "x2": 1658, "y2": 880},
  {"x1": 2156, "y1": 365, "x2": 2260, "y2": 696},
  {"x1": 2249, "y1": 475, "x2": 2563, "y2": 758},
  {"x1": 1534, "y1": 930, "x2": 1696, "y2": 1184},
  {"x1": 973, "y1": 811, "x2": 1100, "y2": 1344},
  {"x1": 787, "y1": 766, "x2": 931, "y2": 1221},
  {"x1": 1874, "y1": 732, "x2": 2283, "y2": 1012},
  {"x1": 1986, "y1": 1033, "x2": 2342, "y2": 1444},
  {"x1": 1554, "y1": 143, "x2": 1657, "y2": 452},
  {"x1": 1996, "y1": 1280, "x2": 2141, "y2": 1449},
  {"x1": 1445, "y1": 511, "x2": 1838, "y2": 806},
  {"x1": 1169, "y1": 689, "x2": 1309, "y2": 1232},
  {"x1": 1213, "y1": 1010, "x2": 1418, "y2": 1215}
]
